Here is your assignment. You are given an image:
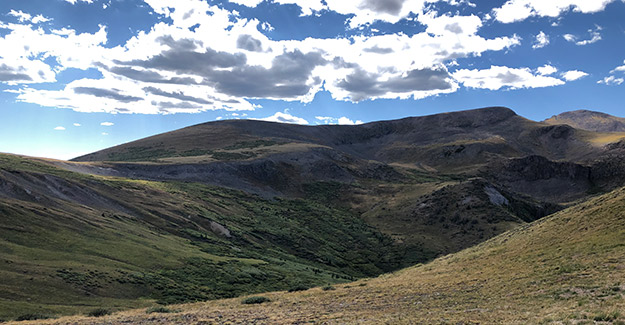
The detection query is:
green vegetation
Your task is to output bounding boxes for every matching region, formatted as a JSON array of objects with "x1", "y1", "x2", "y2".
[
  {"x1": 241, "y1": 296, "x2": 271, "y2": 304},
  {"x1": 48, "y1": 185, "x2": 625, "y2": 324},
  {"x1": 146, "y1": 306, "x2": 178, "y2": 314},
  {"x1": 15, "y1": 313, "x2": 52, "y2": 321},
  {"x1": 106, "y1": 146, "x2": 176, "y2": 162},
  {"x1": 224, "y1": 140, "x2": 279, "y2": 150},
  {"x1": 87, "y1": 308, "x2": 111, "y2": 317},
  {"x1": 0, "y1": 153, "x2": 400, "y2": 320}
]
